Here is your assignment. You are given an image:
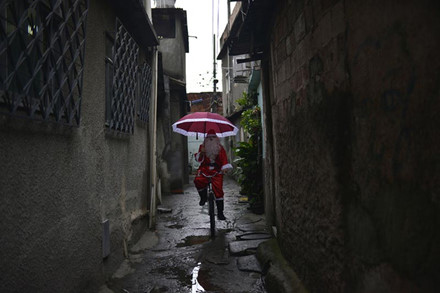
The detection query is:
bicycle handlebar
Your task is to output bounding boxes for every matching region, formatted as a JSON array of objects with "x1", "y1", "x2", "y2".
[{"x1": 201, "y1": 171, "x2": 222, "y2": 178}]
